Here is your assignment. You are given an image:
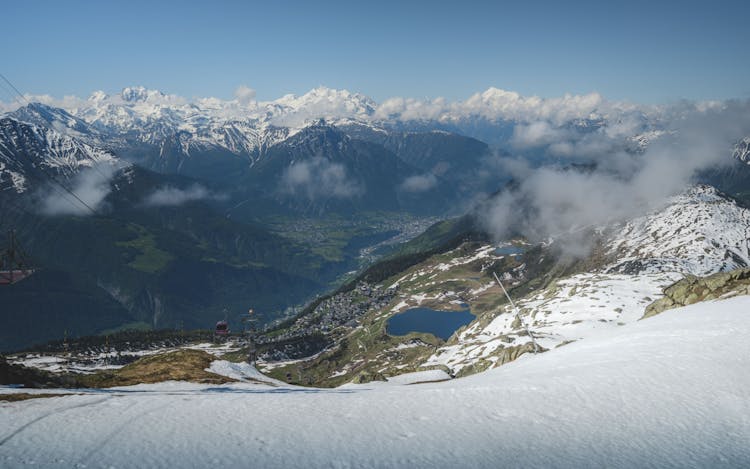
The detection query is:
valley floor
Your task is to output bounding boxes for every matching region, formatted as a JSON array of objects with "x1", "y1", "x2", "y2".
[{"x1": 2, "y1": 296, "x2": 750, "y2": 468}]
